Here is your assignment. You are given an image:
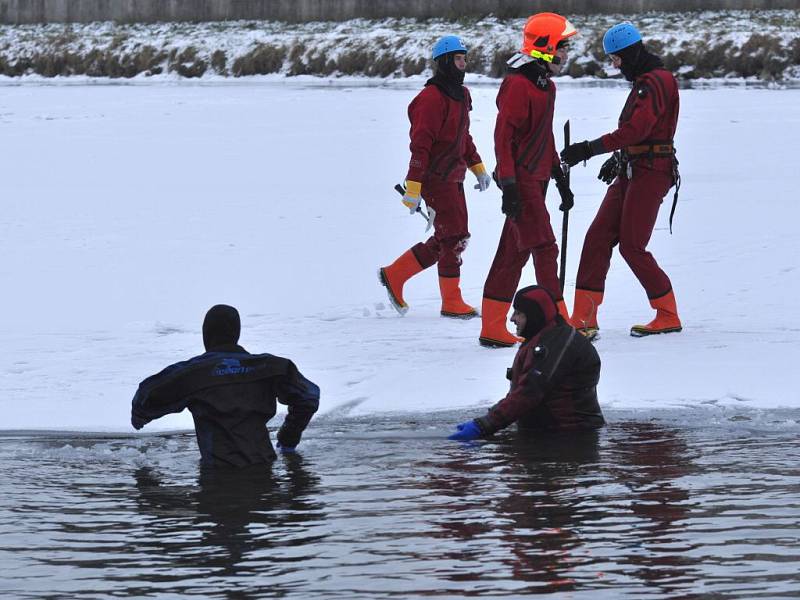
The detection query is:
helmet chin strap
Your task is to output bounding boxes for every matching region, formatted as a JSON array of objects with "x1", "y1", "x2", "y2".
[{"x1": 527, "y1": 48, "x2": 562, "y2": 66}]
